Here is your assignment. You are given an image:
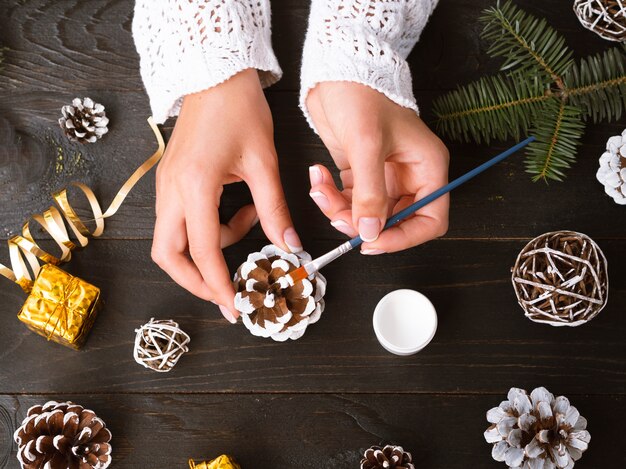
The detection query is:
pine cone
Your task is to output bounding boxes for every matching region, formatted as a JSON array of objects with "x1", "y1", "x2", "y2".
[
  {"x1": 484, "y1": 387, "x2": 591, "y2": 469},
  {"x1": 234, "y1": 245, "x2": 326, "y2": 342},
  {"x1": 360, "y1": 445, "x2": 415, "y2": 469},
  {"x1": 59, "y1": 97, "x2": 109, "y2": 144},
  {"x1": 596, "y1": 131, "x2": 626, "y2": 204},
  {"x1": 14, "y1": 401, "x2": 112, "y2": 469}
]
